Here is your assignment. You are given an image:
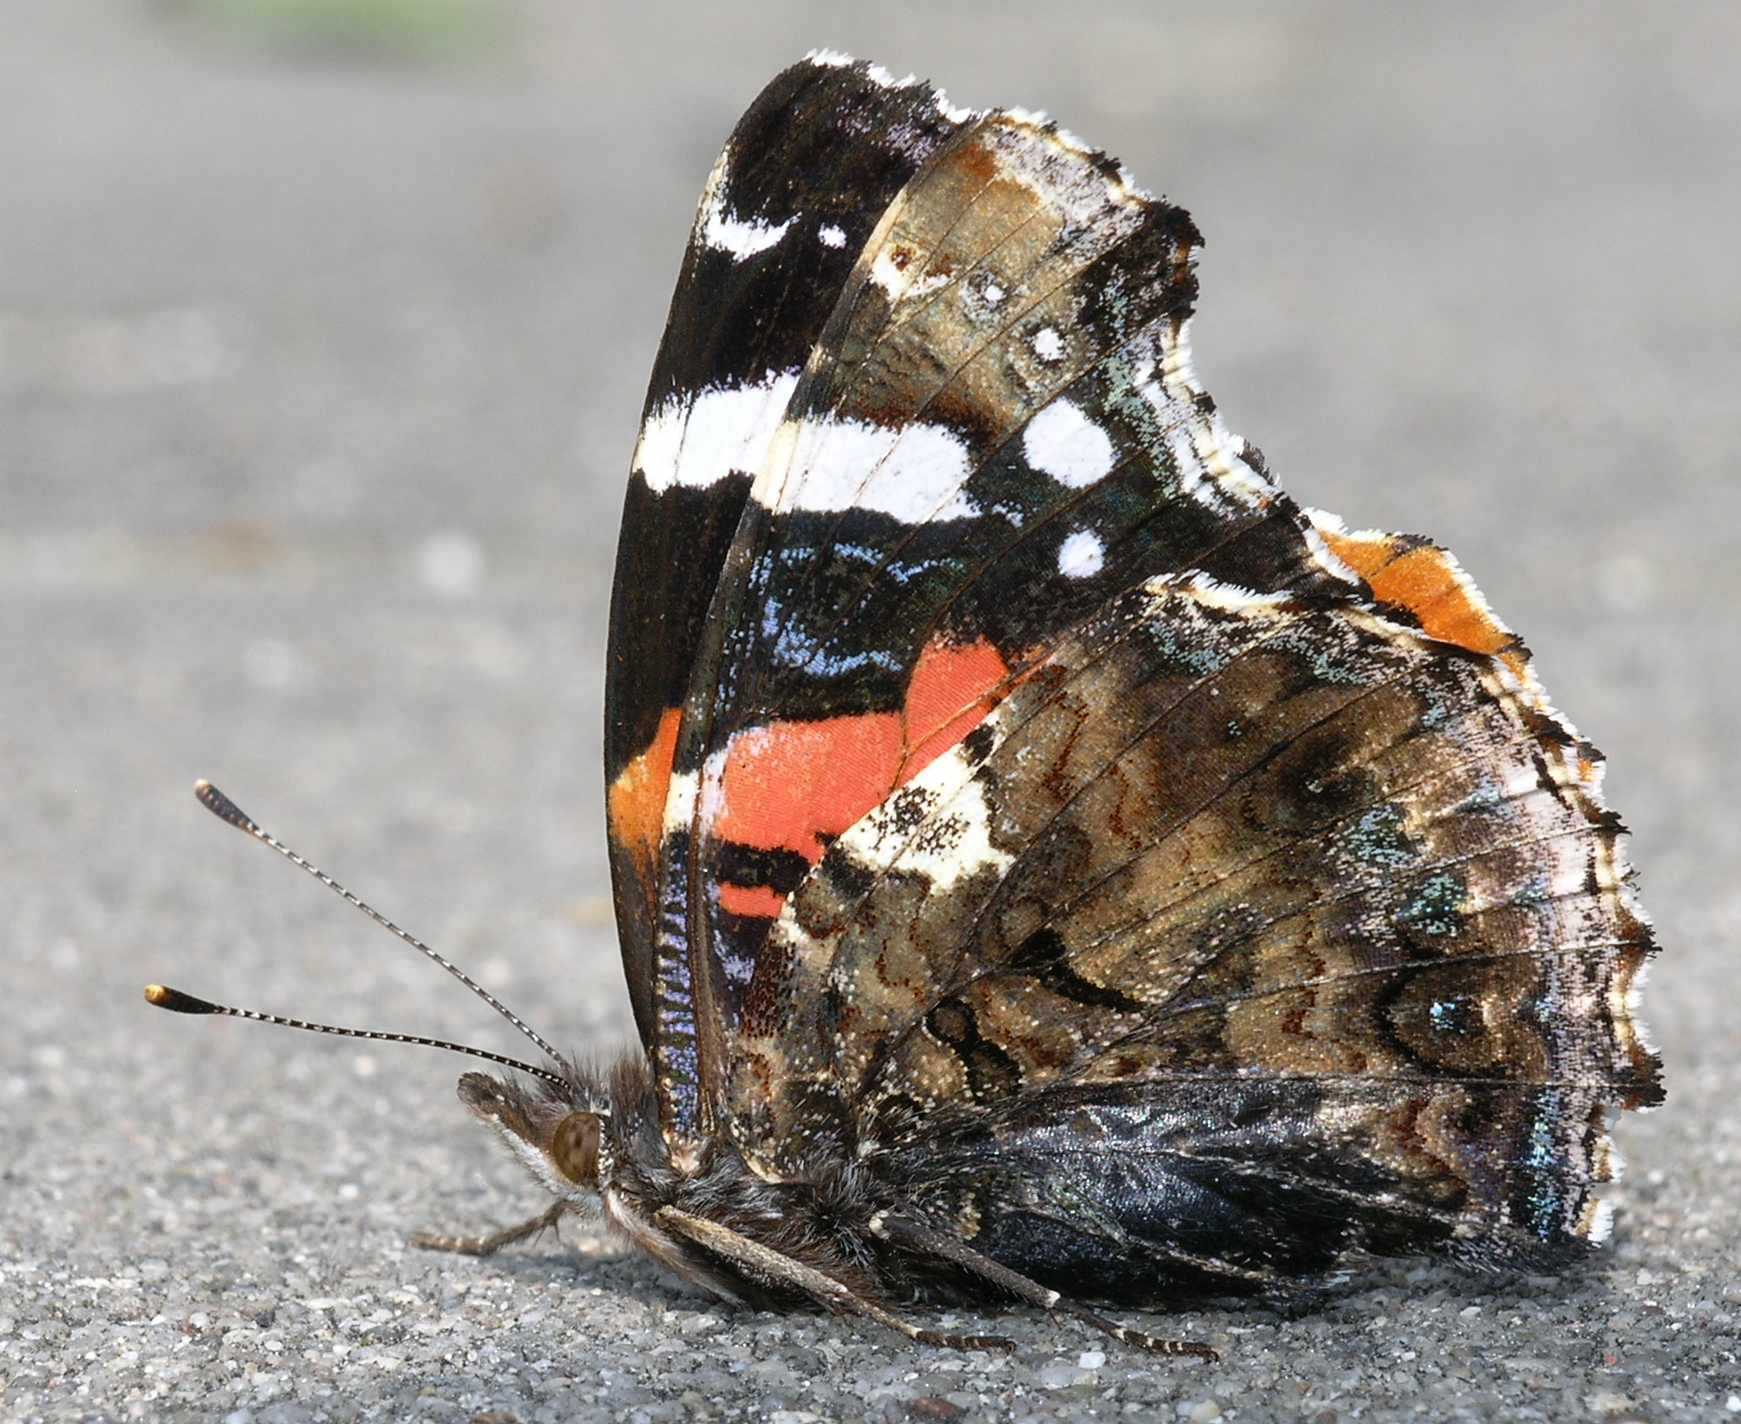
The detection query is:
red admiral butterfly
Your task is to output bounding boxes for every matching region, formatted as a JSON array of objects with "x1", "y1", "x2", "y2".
[{"x1": 149, "y1": 53, "x2": 1662, "y2": 1361}]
